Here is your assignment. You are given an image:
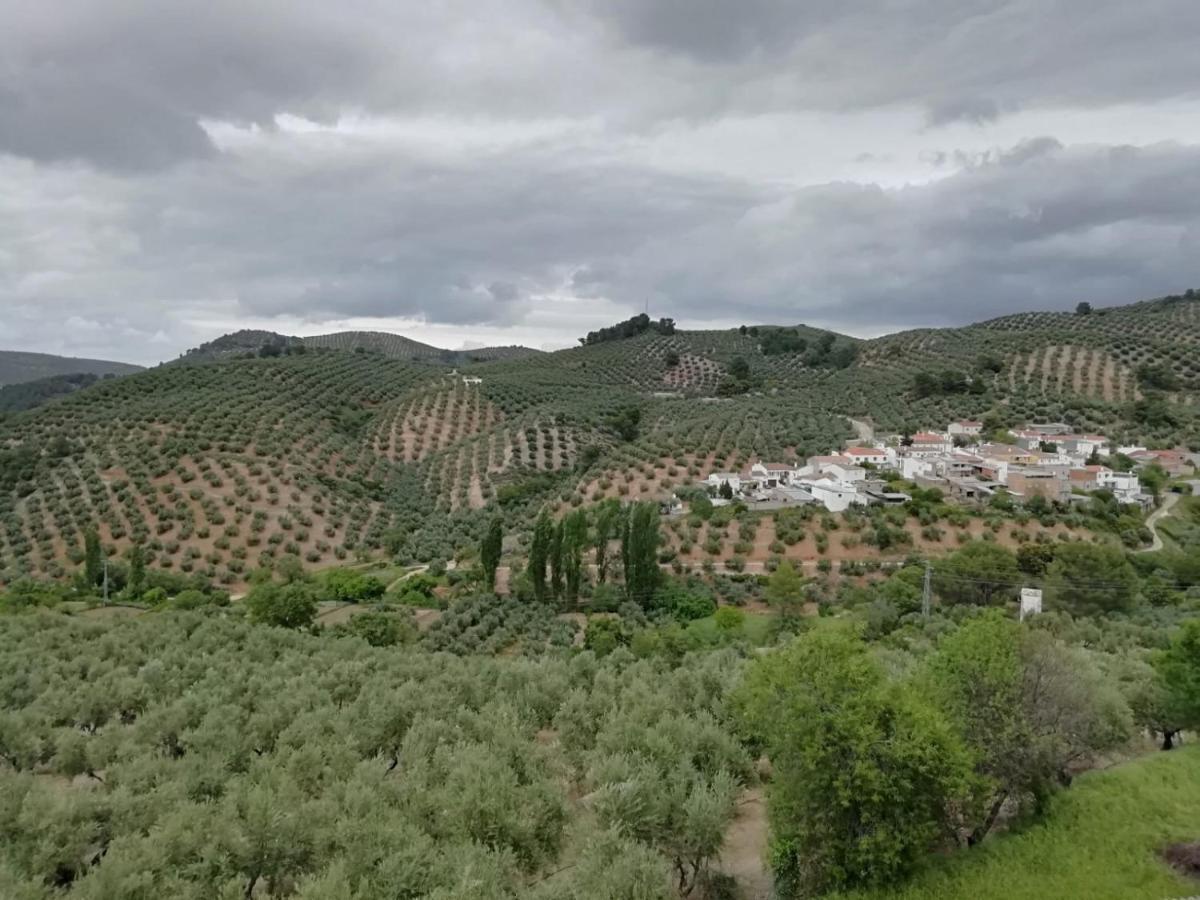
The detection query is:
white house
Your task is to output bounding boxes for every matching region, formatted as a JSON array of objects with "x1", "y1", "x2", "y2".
[
  {"x1": 798, "y1": 478, "x2": 866, "y2": 513},
  {"x1": 948, "y1": 420, "x2": 983, "y2": 437},
  {"x1": 462, "y1": 376, "x2": 483, "y2": 386},
  {"x1": 841, "y1": 446, "x2": 890, "y2": 467},
  {"x1": 823, "y1": 464, "x2": 867, "y2": 484},
  {"x1": 706, "y1": 472, "x2": 742, "y2": 493},
  {"x1": 749, "y1": 461, "x2": 798, "y2": 486},
  {"x1": 907, "y1": 432, "x2": 953, "y2": 457},
  {"x1": 900, "y1": 456, "x2": 935, "y2": 480}
]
